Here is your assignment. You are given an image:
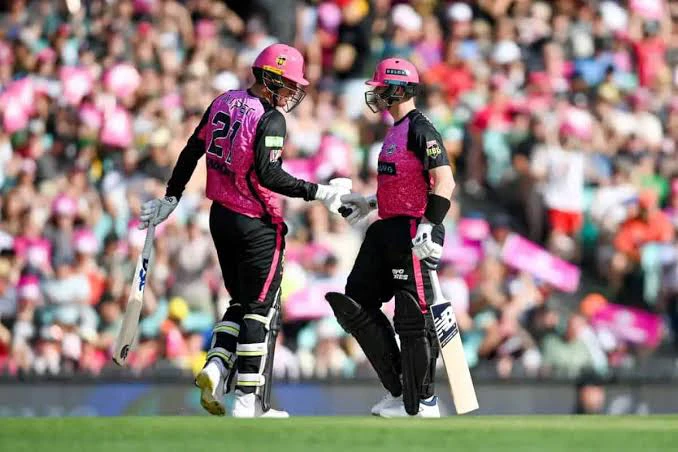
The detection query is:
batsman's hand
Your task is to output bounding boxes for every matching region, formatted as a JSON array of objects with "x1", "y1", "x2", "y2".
[
  {"x1": 139, "y1": 196, "x2": 178, "y2": 230},
  {"x1": 339, "y1": 193, "x2": 377, "y2": 225},
  {"x1": 315, "y1": 178, "x2": 352, "y2": 215},
  {"x1": 412, "y1": 221, "x2": 442, "y2": 269}
]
